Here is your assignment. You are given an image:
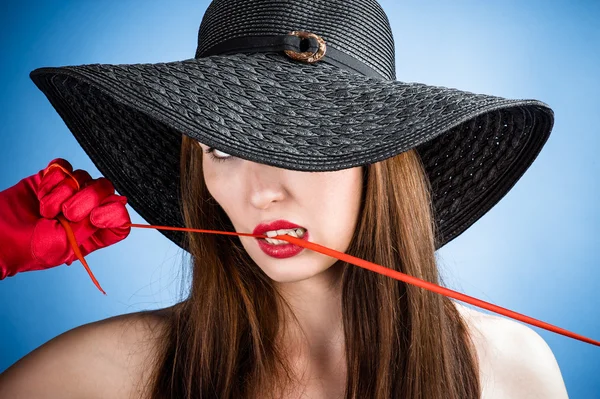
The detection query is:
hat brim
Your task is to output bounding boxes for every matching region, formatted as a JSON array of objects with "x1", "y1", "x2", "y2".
[{"x1": 29, "y1": 52, "x2": 553, "y2": 251}]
